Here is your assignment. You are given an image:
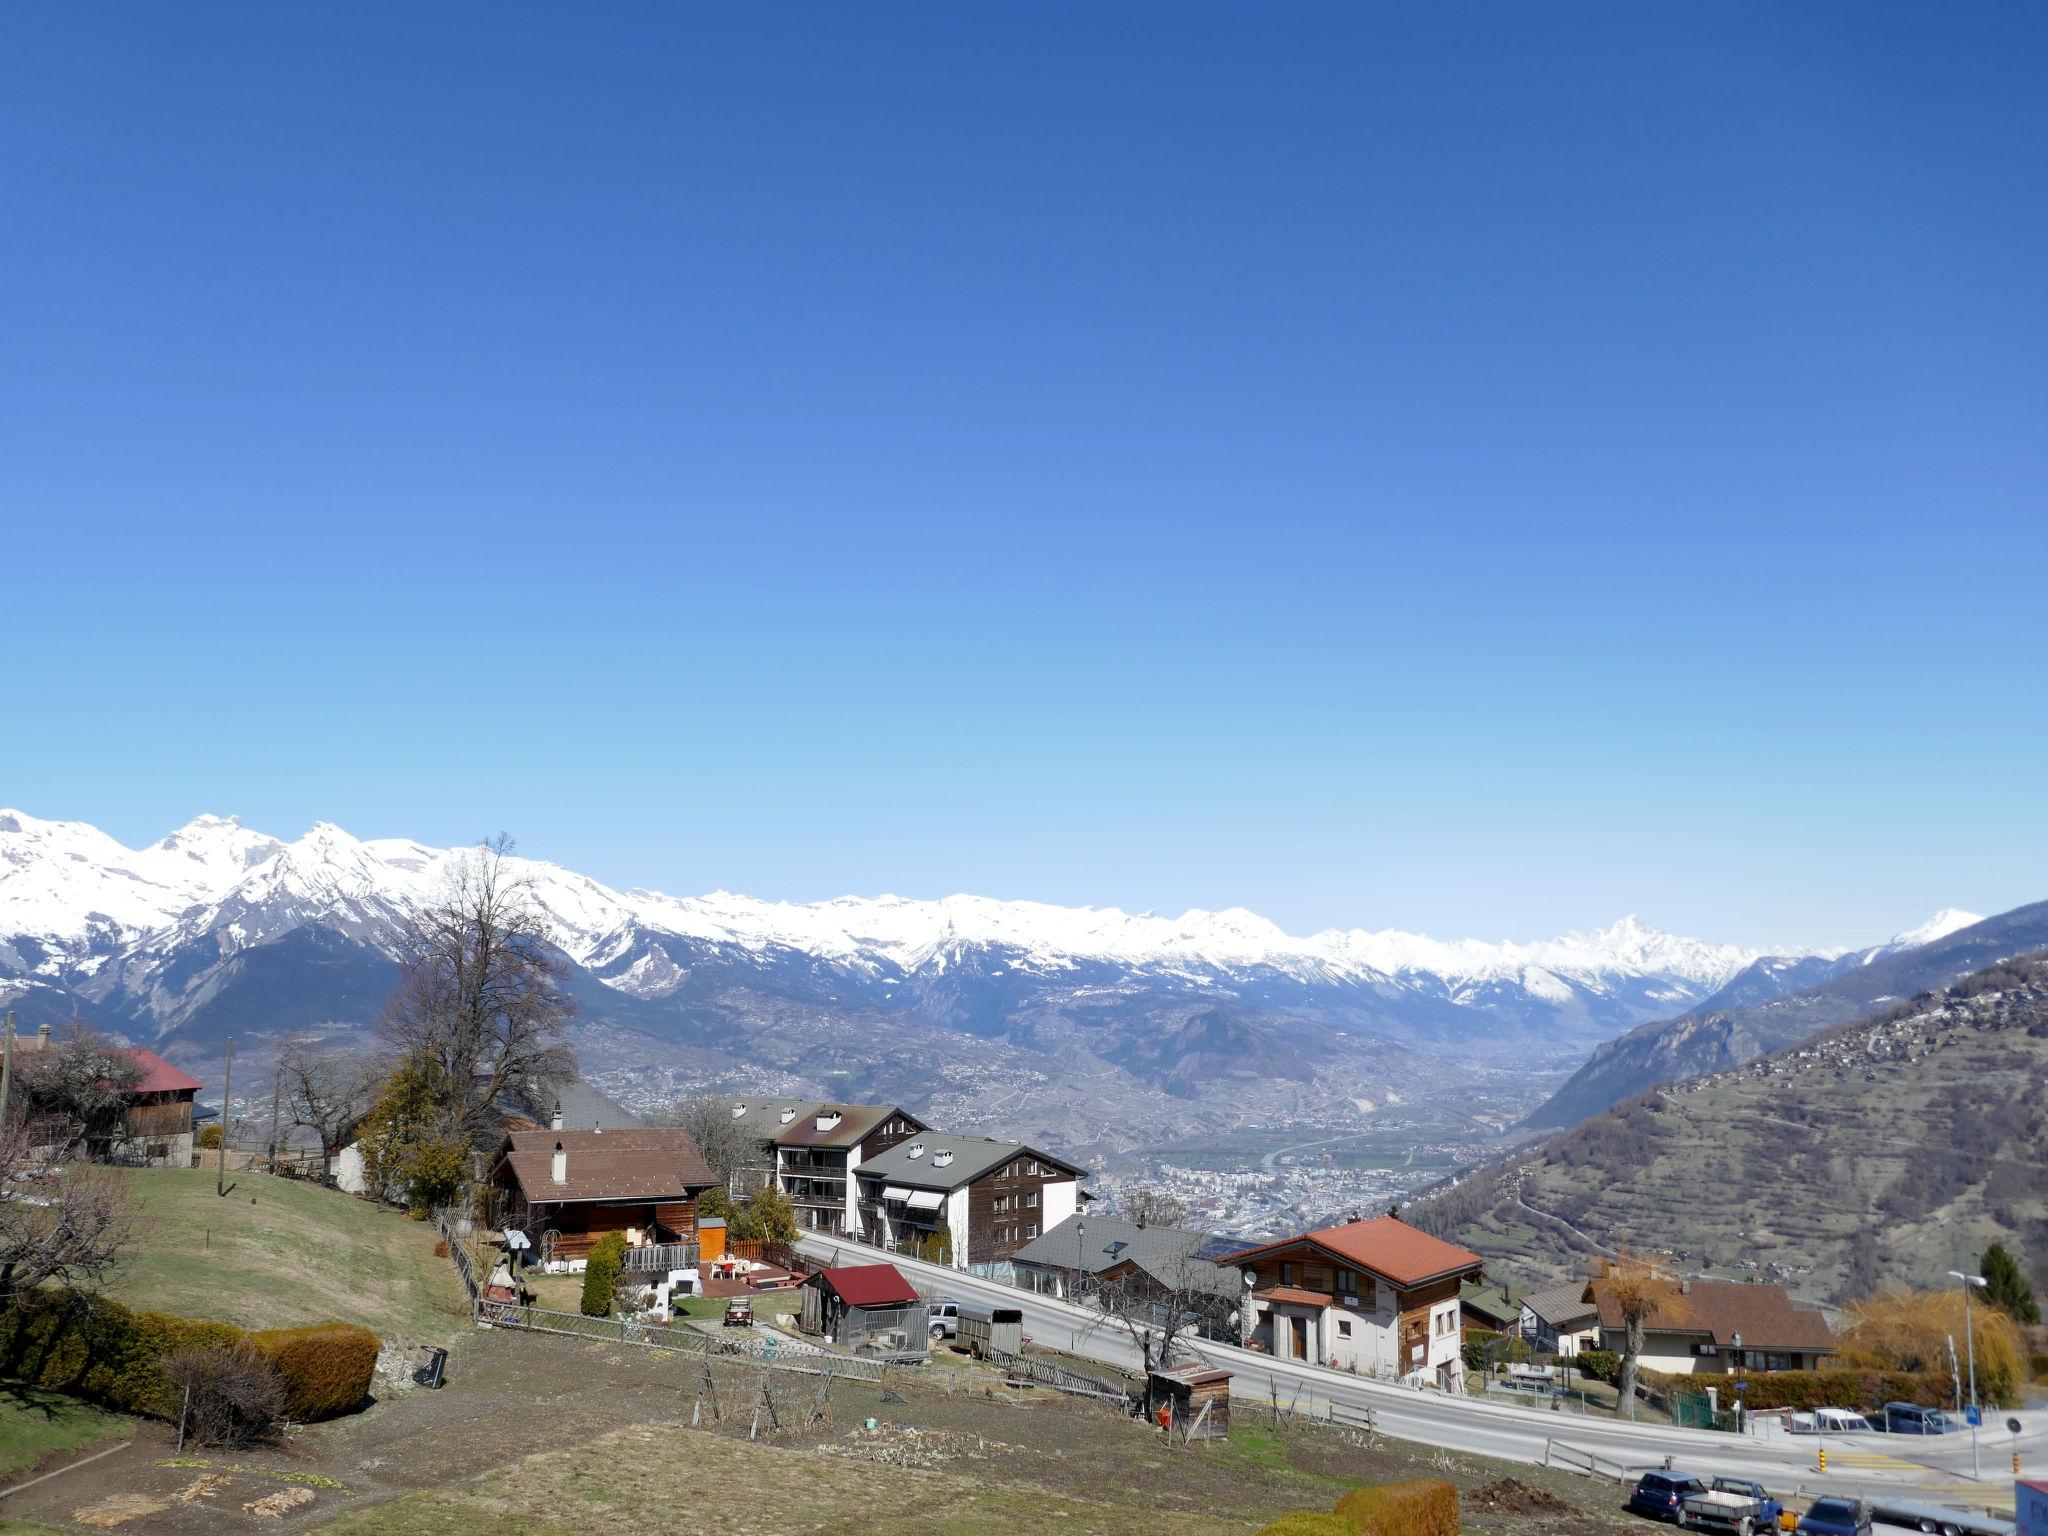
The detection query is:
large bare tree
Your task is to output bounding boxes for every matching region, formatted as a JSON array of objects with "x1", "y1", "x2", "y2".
[
  {"x1": 1085, "y1": 1245, "x2": 1233, "y2": 1377},
  {"x1": 659, "y1": 1093, "x2": 770, "y2": 1195},
  {"x1": 0, "y1": 1109, "x2": 129, "y2": 1307},
  {"x1": 1119, "y1": 1186, "x2": 1190, "y2": 1230},
  {"x1": 376, "y1": 836, "x2": 577, "y2": 1148},
  {"x1": 278, "y1": 1040, "x2": 380, "y2": 1184}
]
